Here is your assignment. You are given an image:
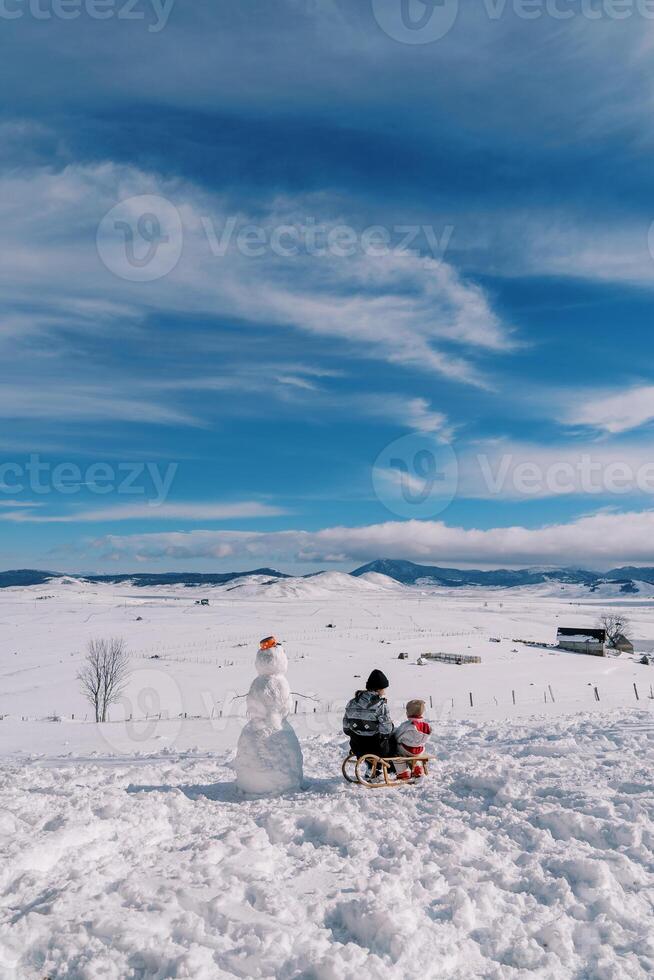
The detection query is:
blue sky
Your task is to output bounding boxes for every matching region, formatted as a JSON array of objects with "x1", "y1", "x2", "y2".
[{"x1": 2, "y1": 0, "x2": 654, "y2": 572}]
